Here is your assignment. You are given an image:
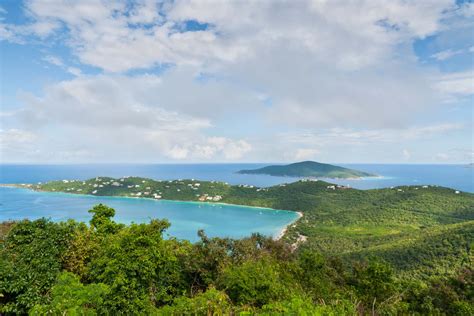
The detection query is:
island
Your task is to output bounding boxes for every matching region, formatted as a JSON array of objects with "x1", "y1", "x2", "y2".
[{"x1": 237, "y1": 161, "x2": 376, "y2": 178}]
